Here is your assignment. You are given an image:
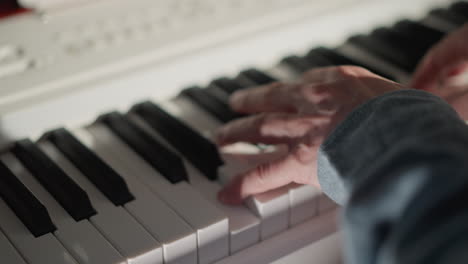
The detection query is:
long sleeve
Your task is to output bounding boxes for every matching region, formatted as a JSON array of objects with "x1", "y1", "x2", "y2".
[{"x1": 317, "y1": 89, "x2": 468, "y2": 264}]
